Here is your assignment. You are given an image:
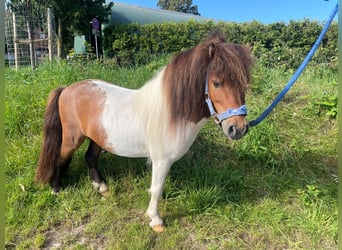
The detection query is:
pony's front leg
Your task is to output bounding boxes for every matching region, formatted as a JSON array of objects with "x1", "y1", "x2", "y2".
[{"x1": 146, "y1": 159, "x2": 172, "y2": 232}]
